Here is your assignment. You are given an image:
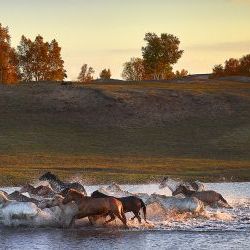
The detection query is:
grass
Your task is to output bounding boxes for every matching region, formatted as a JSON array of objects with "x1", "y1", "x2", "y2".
[{"x1": 0, "y1": 80, "x2": 250, "y2": 186}]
